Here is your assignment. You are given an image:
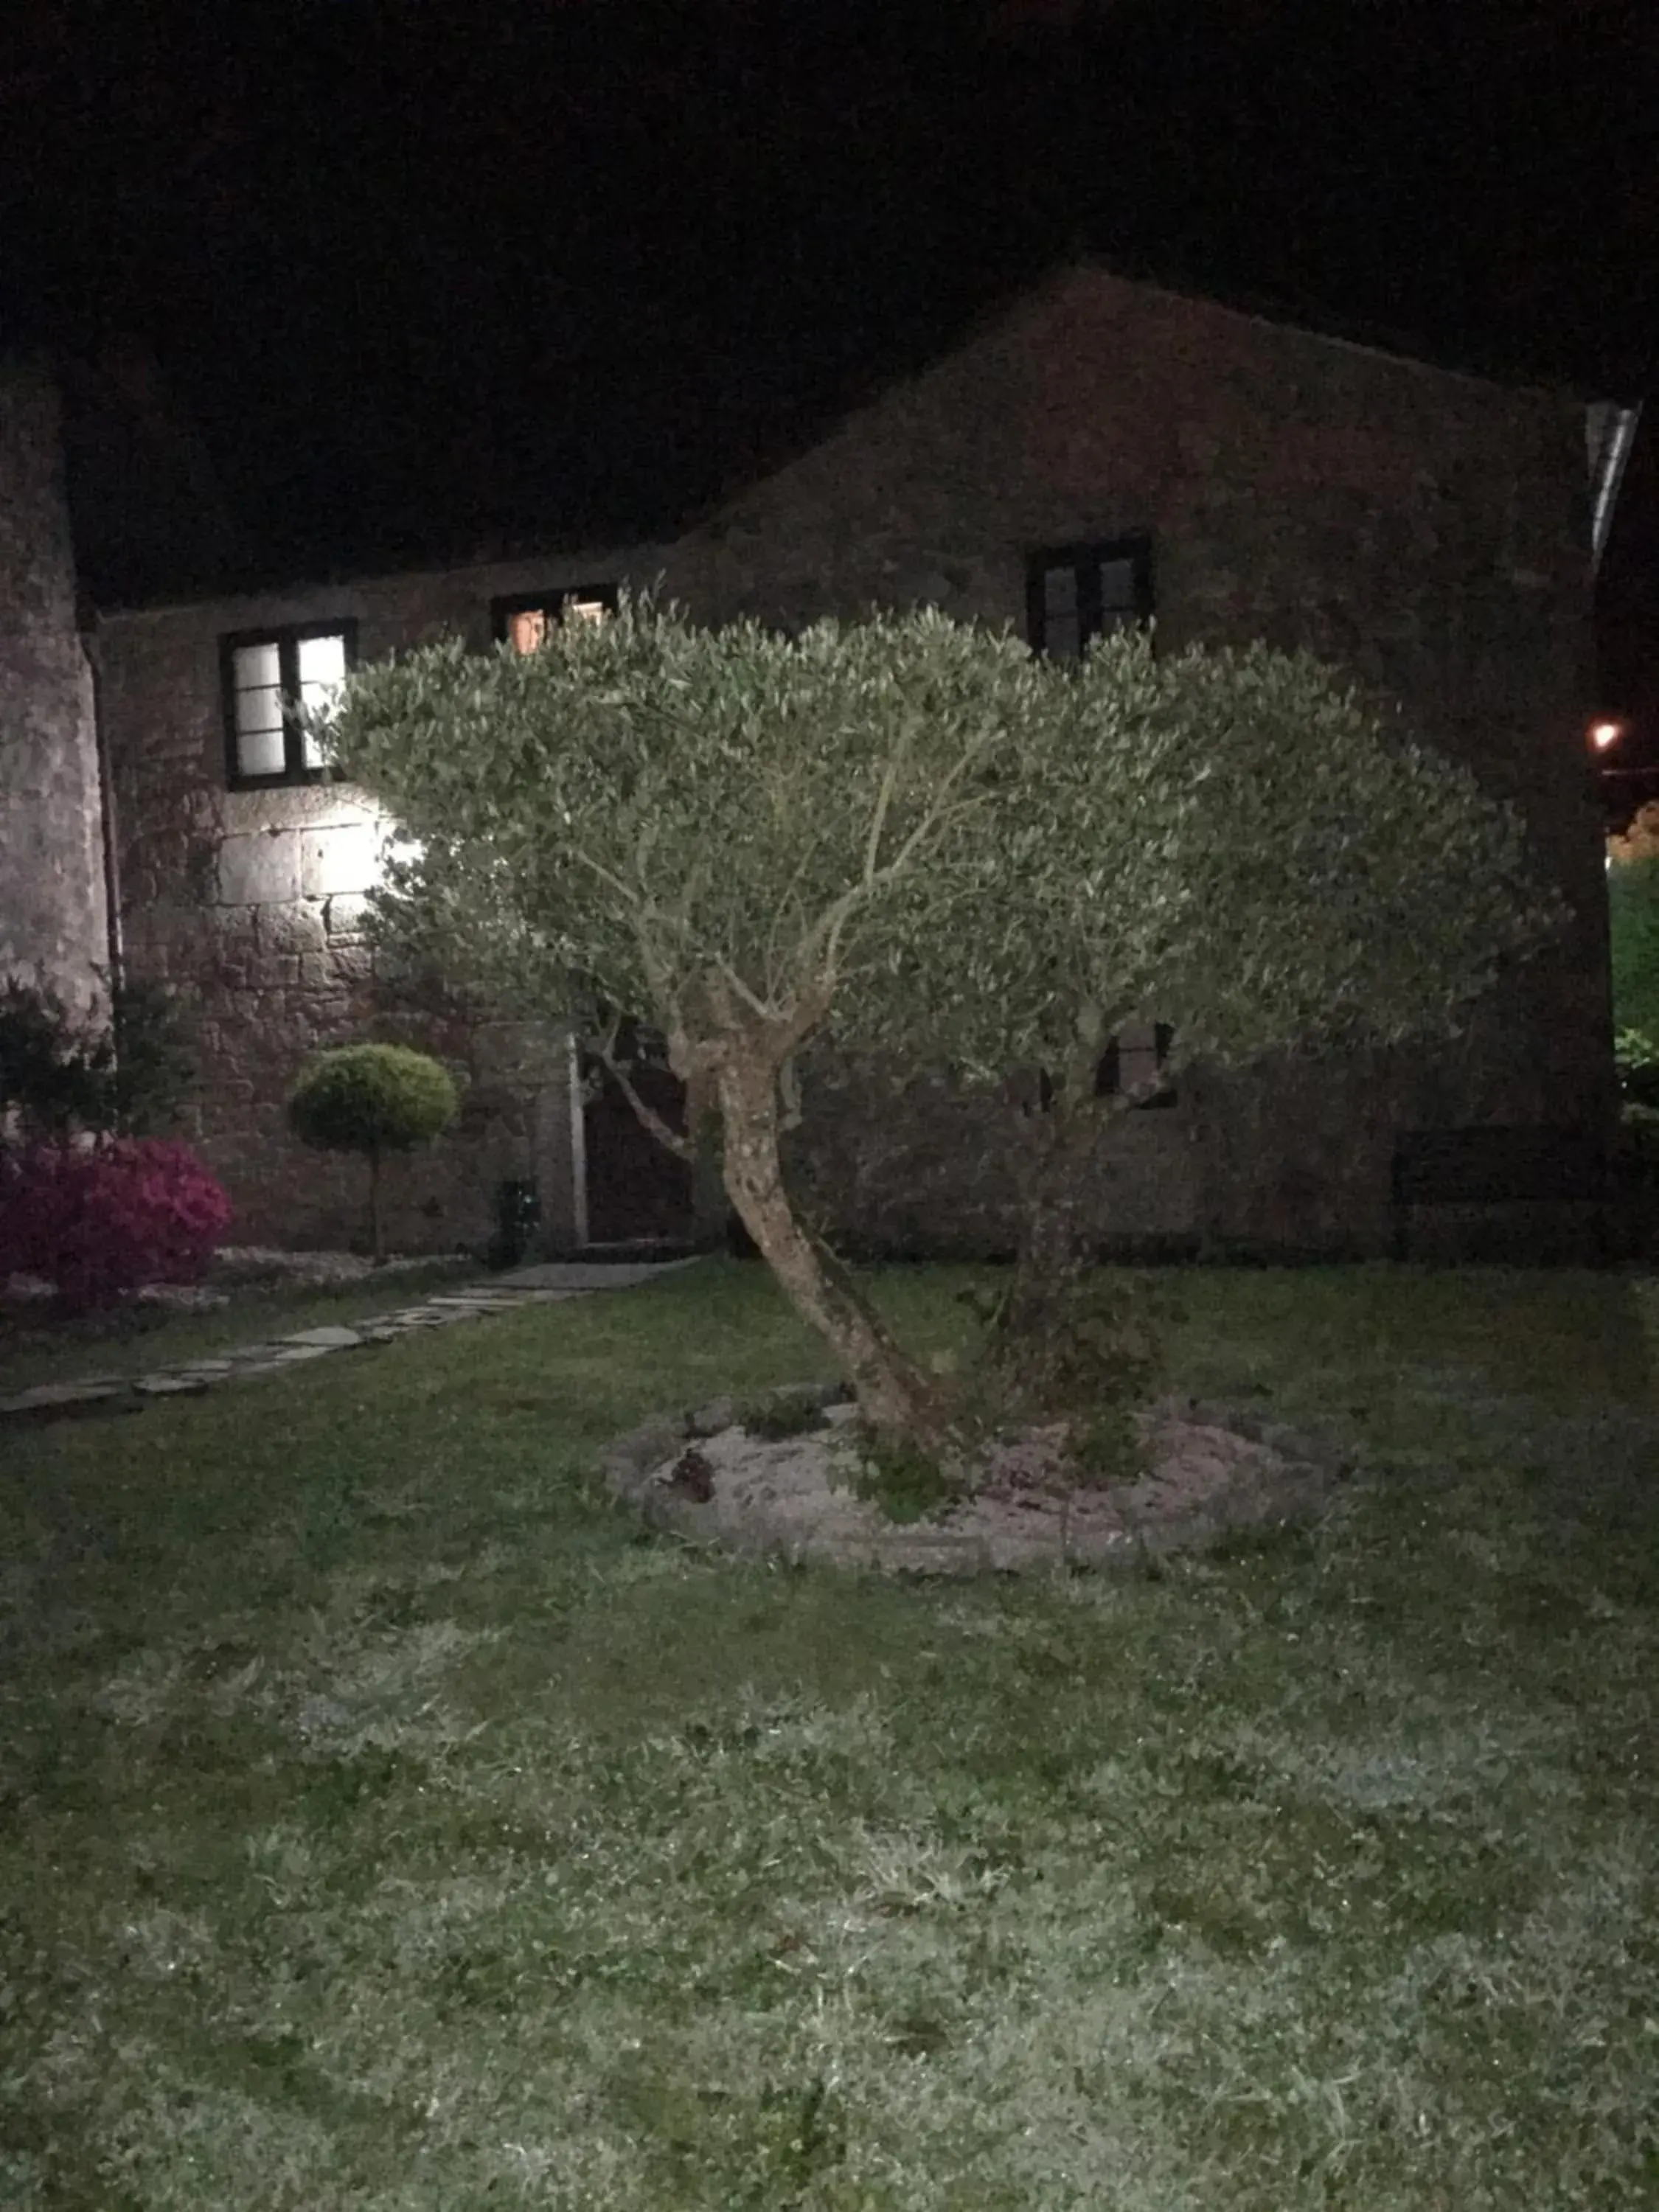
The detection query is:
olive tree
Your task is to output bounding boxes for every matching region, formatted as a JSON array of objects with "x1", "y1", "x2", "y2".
[
  {"x1": 321, "y1": 595, "x2": 1049, "y2": 1459},
  {"x1": 317, "y1": 595, "x2": 1565, "y2": 1472},
  {"x1": 835, "y1": 627, "x2": 1570, "y2": 1358}
]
